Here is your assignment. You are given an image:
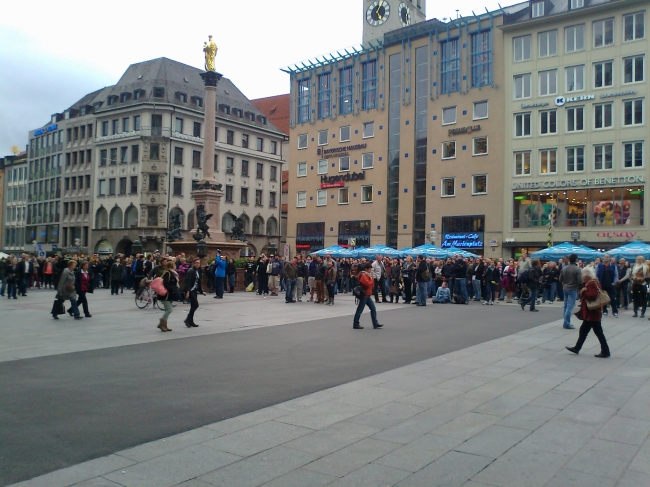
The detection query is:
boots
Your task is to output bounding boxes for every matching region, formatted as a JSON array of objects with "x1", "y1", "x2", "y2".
[
  {"x1": 328, "y1": 296, "x2": 334, "y2": 306},
  {"x1": 158, "y1": 319, "x2": 171, "y2": 332}
]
